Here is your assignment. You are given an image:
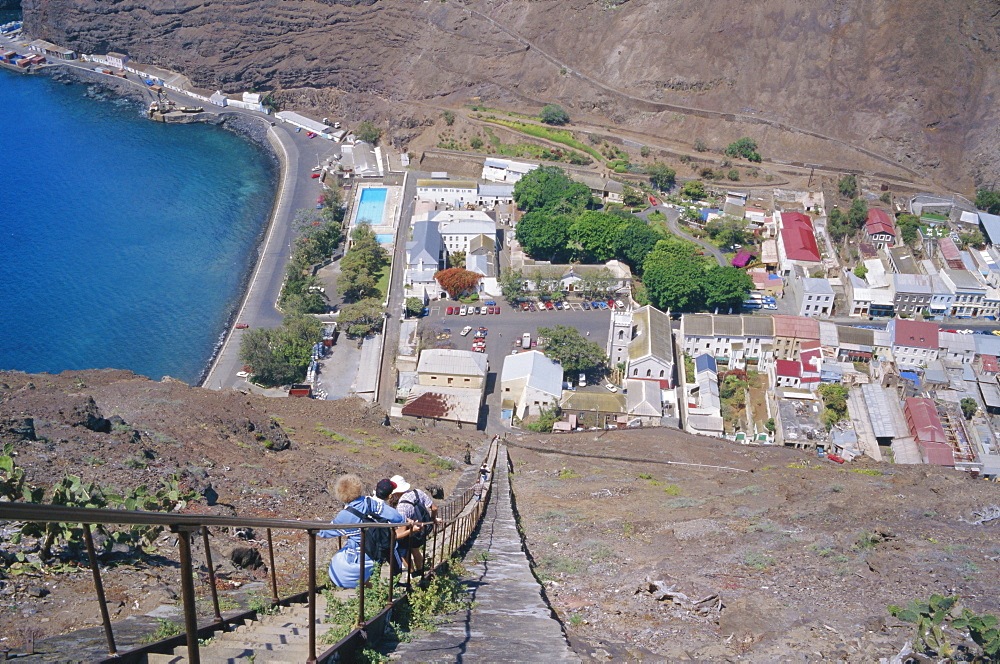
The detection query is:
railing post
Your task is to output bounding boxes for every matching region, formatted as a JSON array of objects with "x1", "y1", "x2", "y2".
[
  {"x1": 387, "y1": 527, "x2": 396, "y2": 607},
  {"x1": 175, "y1": 527, "x2": 201, "y2": 664},
  {"x1": 266, "y1": 528, "x2": 279, "y2": 604},
  {"x1": 82, "y1": 524, "x2": 117, "y2": 657},
  {"x1": 307, "y1": 530, "x2": 317, "y2": 664},
  {"x1": 201, "y1": 527, "x2": 223, "y2": 624},
  {"x1": 357, "y1": 528, "x2": 366, "y2": 627}
]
